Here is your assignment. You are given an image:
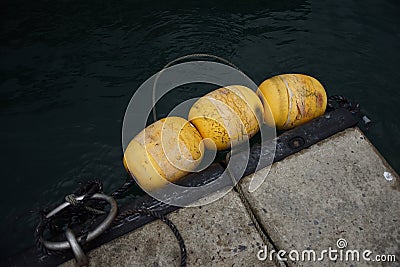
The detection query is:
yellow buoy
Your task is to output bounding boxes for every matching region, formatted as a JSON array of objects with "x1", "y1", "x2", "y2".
[
  {"x1": 188, "y1": 85, "x2": 264, "y2": 150},
  {"x1": 257, "y1": 74, "x2": 327, "y2": 130},
  {"x1": 123, "y1": 117, "x2": 204, "y2": 191}
]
